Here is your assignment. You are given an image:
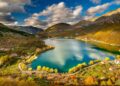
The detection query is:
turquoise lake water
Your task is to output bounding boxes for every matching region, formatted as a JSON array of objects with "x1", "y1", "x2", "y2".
[{"x1": 31, "y1": 39, "x2": 115, "y2": 72}]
